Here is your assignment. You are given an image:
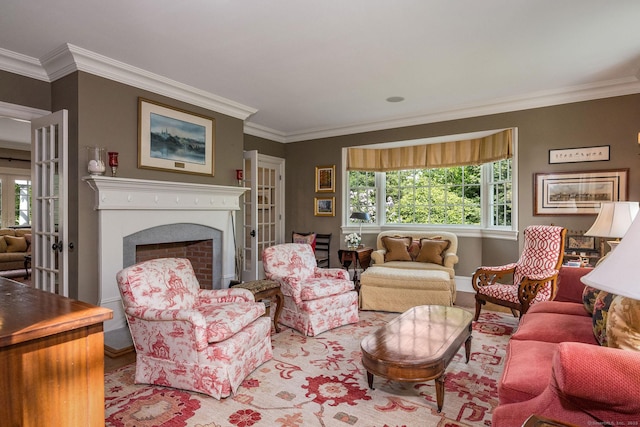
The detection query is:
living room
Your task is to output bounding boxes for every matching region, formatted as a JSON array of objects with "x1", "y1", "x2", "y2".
[{"x1": 1, "y1": 2, "x2": 640, "y2": 426}]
